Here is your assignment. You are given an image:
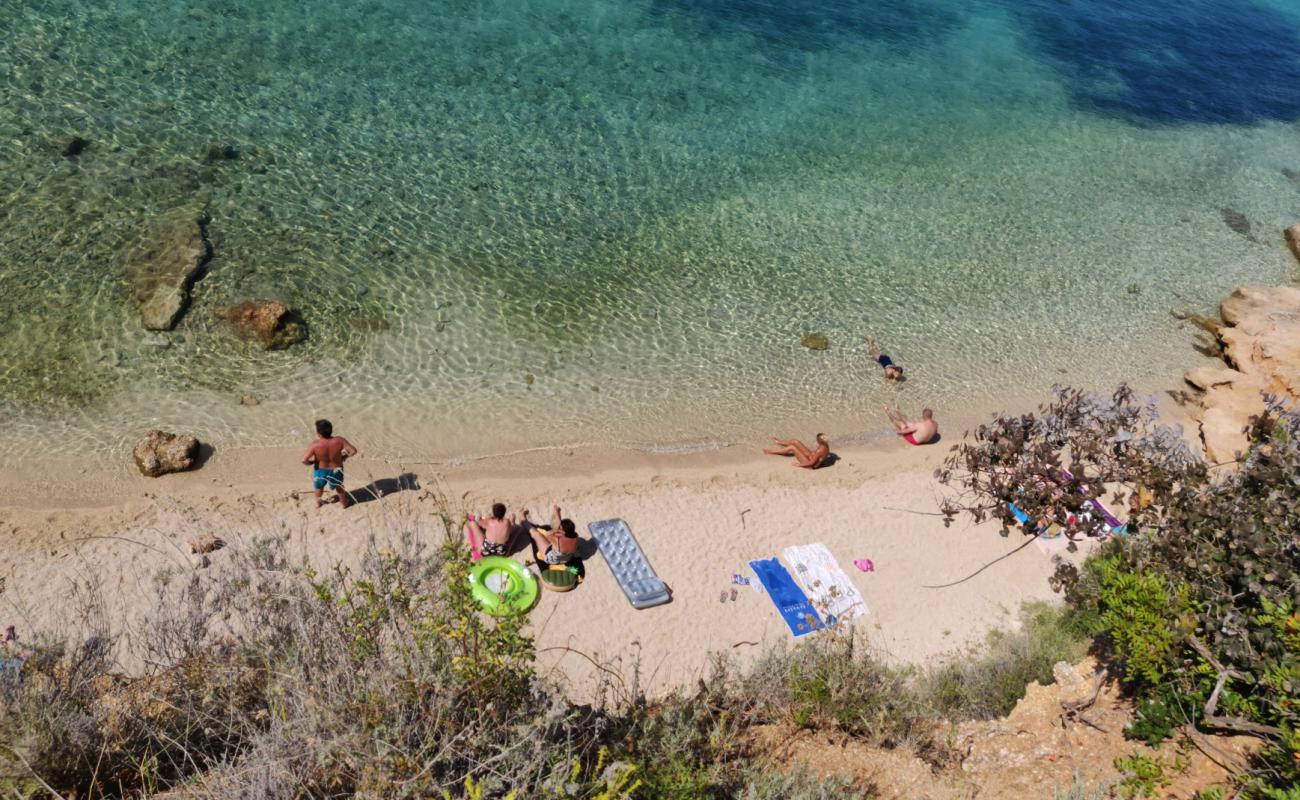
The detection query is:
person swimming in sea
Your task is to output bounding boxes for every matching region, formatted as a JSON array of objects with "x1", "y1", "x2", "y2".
[
  {"x1": 301, "y1": 419, "x2": 358, "y2": 508},
  {"x1": 866, "y1": 334, "x2": 904, "y2": 382},
  {"x1": 763, "y1": 433, "x2": 831, "y2": 469}
]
